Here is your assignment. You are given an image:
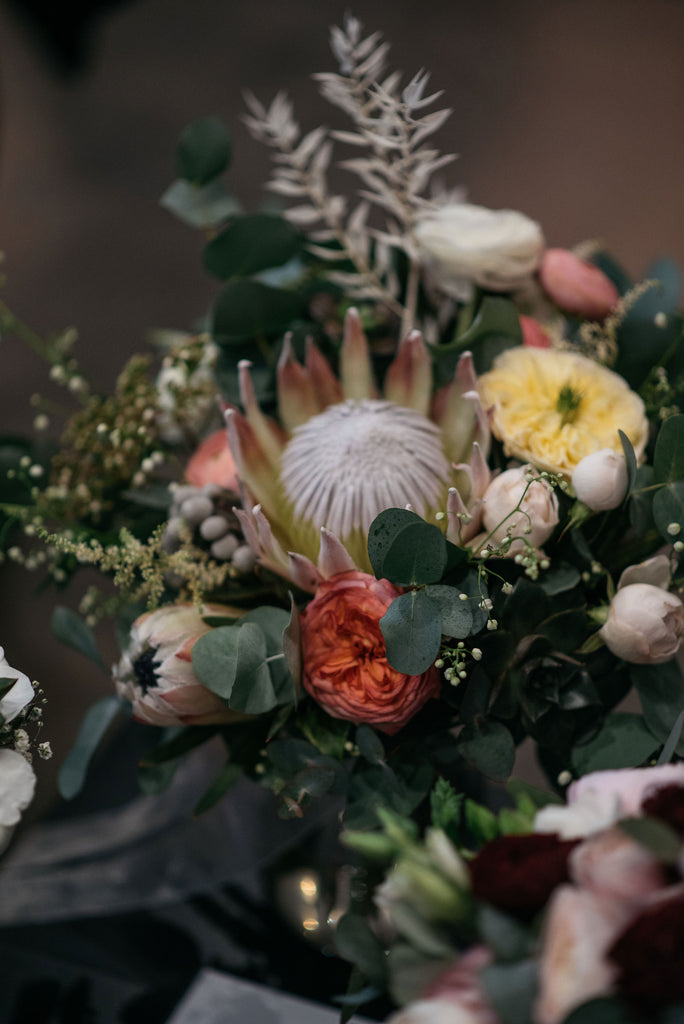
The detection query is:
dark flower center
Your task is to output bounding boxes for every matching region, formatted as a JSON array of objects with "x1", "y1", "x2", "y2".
[{"x1": 132, "y1": 648, "x2": 160, "y2": 692}]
